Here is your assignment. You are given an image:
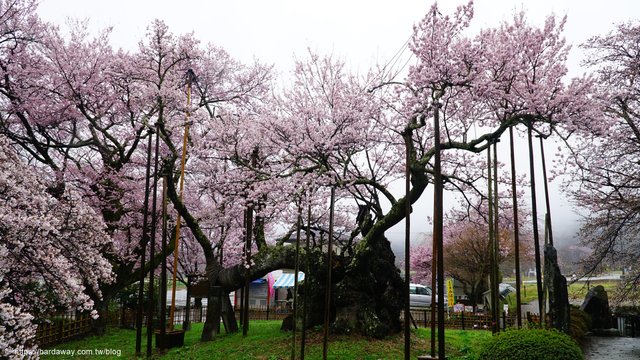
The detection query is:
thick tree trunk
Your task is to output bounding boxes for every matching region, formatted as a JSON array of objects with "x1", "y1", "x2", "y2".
[
  {"x1": 221, "y1": 294, "x2": 238, "y2": 333},
  {"x1": 295, "y1": 233, "x2": 403, "y2": 338},
  {"x1": 201, "y1": 282, "x2": 222, "y2": 341},
  {"x1": 331, "y1": 233, "x2": 403, "y2": 338},
  {"x1": 200, "y1": 246, "x2": 297, "y2": 340},
  {"x1": 198, "y1": 234, "x2": 403, "y2": 340},
  {"x1": 91, "y1": 295, "x2": 111, "y2": 336}
]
